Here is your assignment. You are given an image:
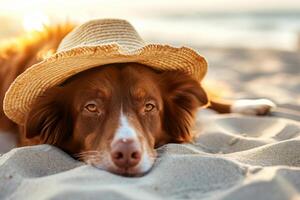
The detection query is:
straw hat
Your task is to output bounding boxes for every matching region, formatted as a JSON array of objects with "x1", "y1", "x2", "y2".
[{"x1": 3, "y1": 19, "x2": 207, "y2": 125}]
